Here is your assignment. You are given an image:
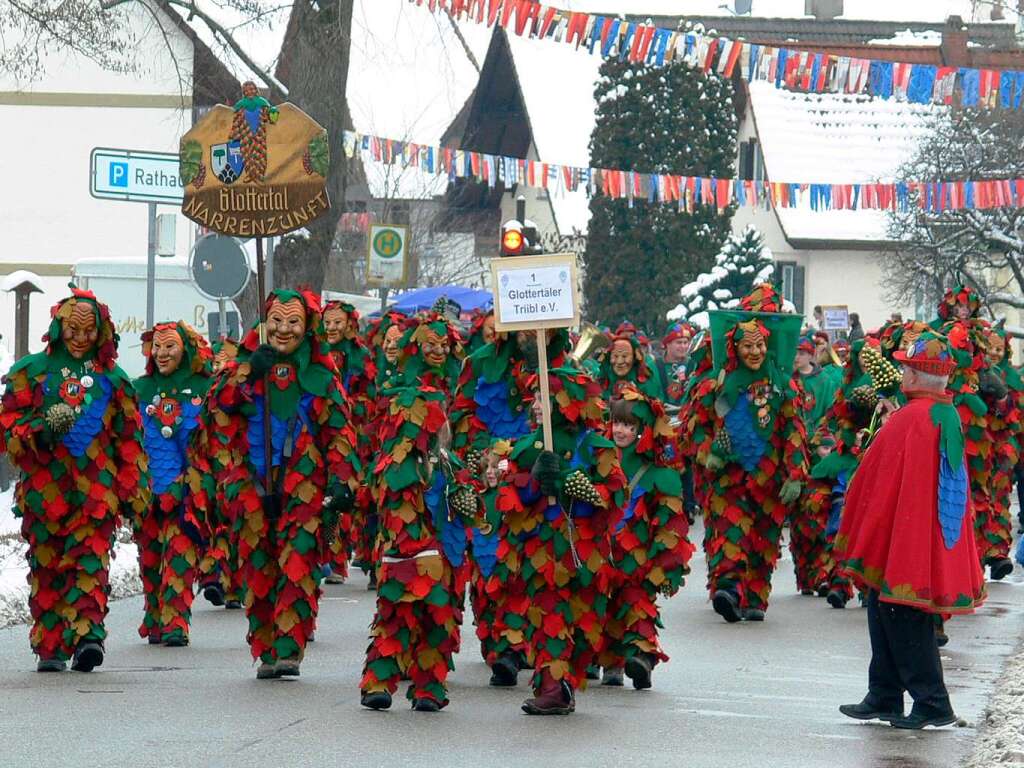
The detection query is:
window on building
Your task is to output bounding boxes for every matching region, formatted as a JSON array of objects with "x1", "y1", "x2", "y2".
[
  {"x1": 776, "y1": 260, "x2": 805, "y2": 314},
  {"x1": 738, "y1": 139, "x2": 764, "y2": 181}
]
